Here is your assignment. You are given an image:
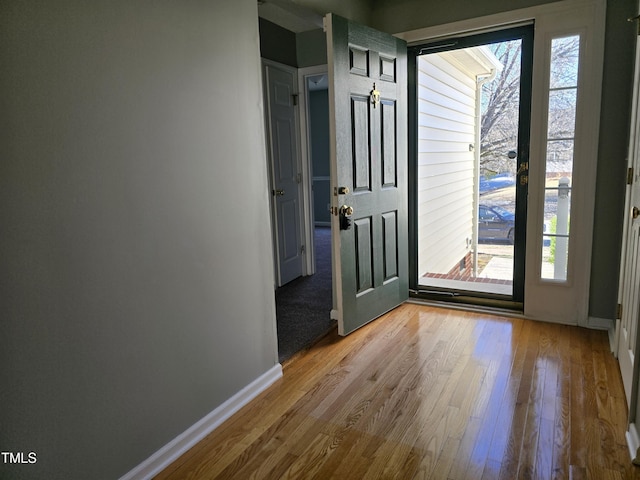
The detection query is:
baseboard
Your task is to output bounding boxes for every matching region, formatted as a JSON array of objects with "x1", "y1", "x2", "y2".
[
  {"x1": 119, "y1": 363, "x2": 283, "y2": 480},
  {"x1": 627, "y1": 422, "x2": 640, "y2": 465},
  {"x1": 587, "y1": 316, "x2": 614, "y2": 331}
]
